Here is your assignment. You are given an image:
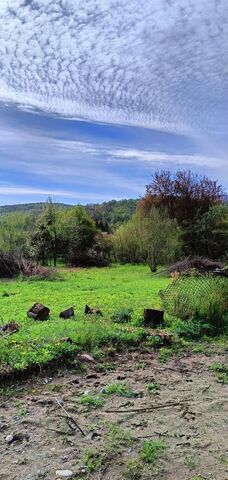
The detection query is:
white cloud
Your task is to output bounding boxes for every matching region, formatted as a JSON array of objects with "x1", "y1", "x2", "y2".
[
  {"x1": 0, "y1": 183, "x2": 125, "y2": 202},
  {"x1": 109, "y1": 148, "x2": 226, "y2": 168},
  {"x1": 0, "y1": 0, "x2": 227, "y2": 133}
]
